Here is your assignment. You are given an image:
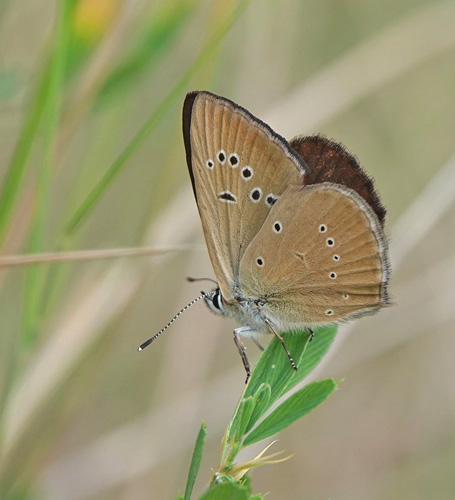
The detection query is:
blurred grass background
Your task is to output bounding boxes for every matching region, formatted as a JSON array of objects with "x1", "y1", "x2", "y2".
[{"x1": 0, "y1": 0, "x2": 454, "y2": 499}]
